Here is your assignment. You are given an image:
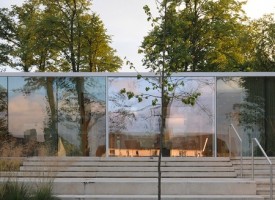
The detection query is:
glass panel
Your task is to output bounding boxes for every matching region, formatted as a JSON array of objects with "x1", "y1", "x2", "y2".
[
  {"x1": 0, "y1": 77, "x2": 7, "y2": 135},
  {"x1": 167, "y1": 77, "x2": 214, "y2": 157},
  {"x1": 217, "y1": 77, "x2": 267, "y2": 156},
  {"x1": 57, "y1": 77, "x2": 106, "y2": 156},
  {"x1": 108, "y1": 77, "x2": 214, "y2": 157},
  {"x1": 264, "y1": 77, "x2": 275, "y2": 156},
  {"x1": 108, "y1": 77, "x2": 161, "y2": 157},
  {"x1": 8, "y1": 77, "x2": 57, "y2": 156}
]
